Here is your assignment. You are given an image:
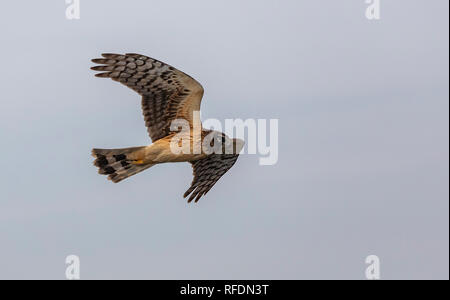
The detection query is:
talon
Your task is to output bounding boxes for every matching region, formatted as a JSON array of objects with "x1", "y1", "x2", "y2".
[{"x1": 132, "y1": 159, "x2": 145, "y2": 165}]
